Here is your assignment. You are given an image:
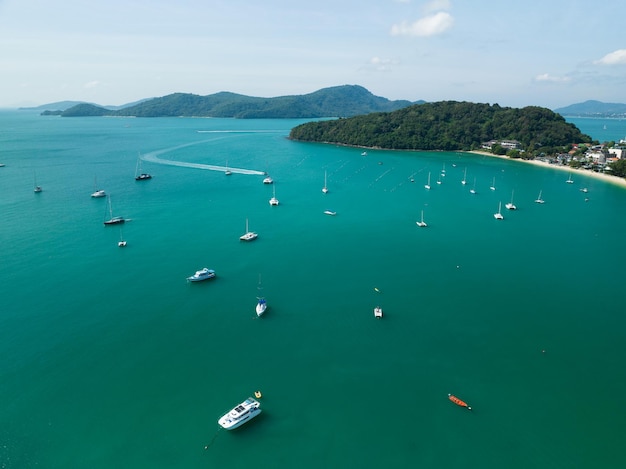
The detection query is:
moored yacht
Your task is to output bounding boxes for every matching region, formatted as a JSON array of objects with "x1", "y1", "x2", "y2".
[
  {"x1": 494, "y1": 201, "x2": 504, "y2": 220},
  {"x1": 239, "y1": 218, "x2": 258, "y2": 241},
  {"x1": 263, "y1": 175, "x2": 273, "y2": 184},
  {"x1": 187, "y1": 268, "x2": 216, "y2": 282},
  {"x1": 218, "y1": 397, "x2": 261, "y2": 430},
  {"x1": 505, "y1": 190, "x2": 517, "y2": 210},
  {"x1": 269, "y1": 185, "x2": 279, "y2": 206},
  {"x1": 374, "y1": 306, "x2": 383, "y2": 318}
]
